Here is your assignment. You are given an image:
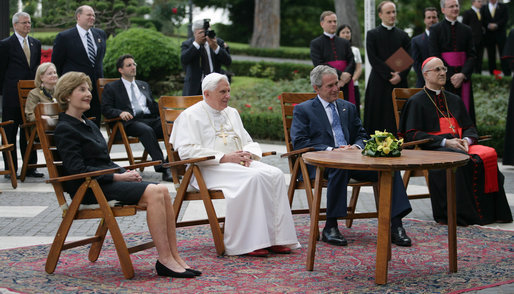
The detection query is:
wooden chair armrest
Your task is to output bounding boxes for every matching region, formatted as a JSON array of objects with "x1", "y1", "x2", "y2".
[
  {"x1": 0, "y1": 120, "x2": 14, "y2": 127},
  {"x1": 123, "y1": 160, "x2": 161, "y2": 170},
  {"x1": 46, "y1": 167, "x2": 122, "y2": 183},
  {"x1": 20, "y1": 121, "x2": 36, "y2": 129},
  {"x1": 402, "y1": 138, "x2": 432, "y2": 148},
  {"x1": 478, "y1": 135, "x2": 492, "y2": 142},
  {"x1": 262, "y1": 151, "x2": 276, "y2": 157},
  {"x1": 162, "y1": 156, "x2": 216, "y2": 167},
  {"x1": 280, "y1": 147, "x2": 315, "y2": 158},
  {"x1": 104, "y1": 117, "x2": 122, "y2": 123}
]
